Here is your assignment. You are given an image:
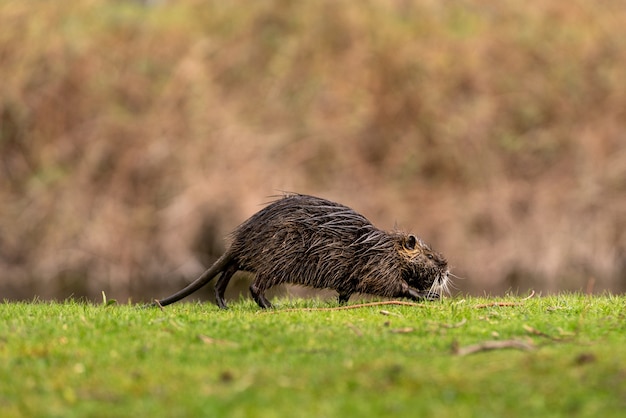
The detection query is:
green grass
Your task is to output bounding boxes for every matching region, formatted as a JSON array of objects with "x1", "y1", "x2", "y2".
[{"x1": 1, "y1": 294, "x2": 625, "y2": 417}]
